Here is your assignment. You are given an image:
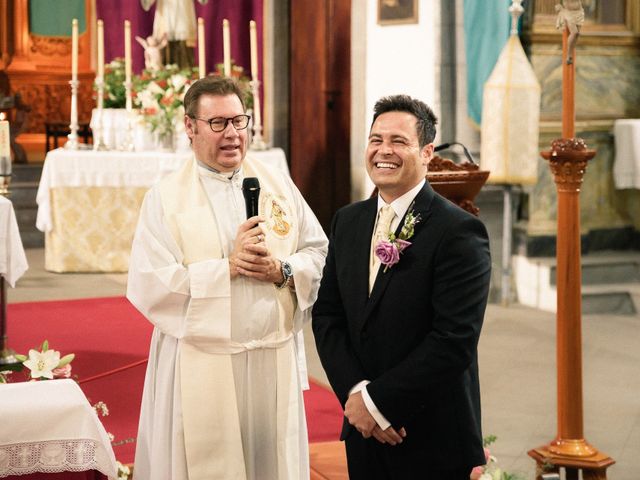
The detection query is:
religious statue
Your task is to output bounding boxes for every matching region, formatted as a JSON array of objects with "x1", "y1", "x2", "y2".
[
  {"x1": 135, "y1": 34, "x2": 168, "y2": 71},
  {"x1": 555, "y1": 0, "x2": 584, "y2": 65},
  {"x1": 140, "y1": 0, "x2": 208, "y2": 69}
]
